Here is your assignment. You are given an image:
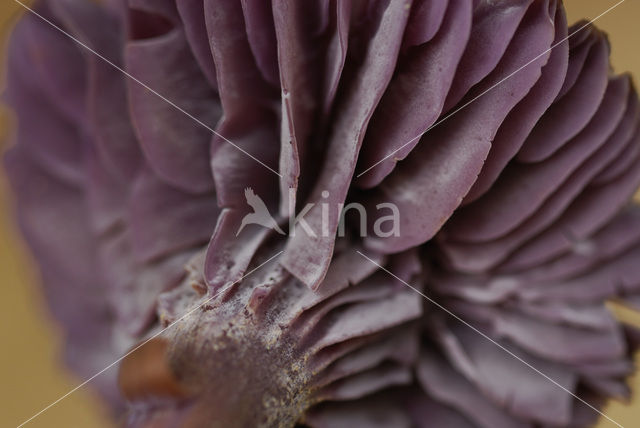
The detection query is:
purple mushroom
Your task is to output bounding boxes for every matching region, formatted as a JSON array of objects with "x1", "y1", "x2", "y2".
[{"x1": 4, "y1": 0, "x2": 640, "y2": 427}]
